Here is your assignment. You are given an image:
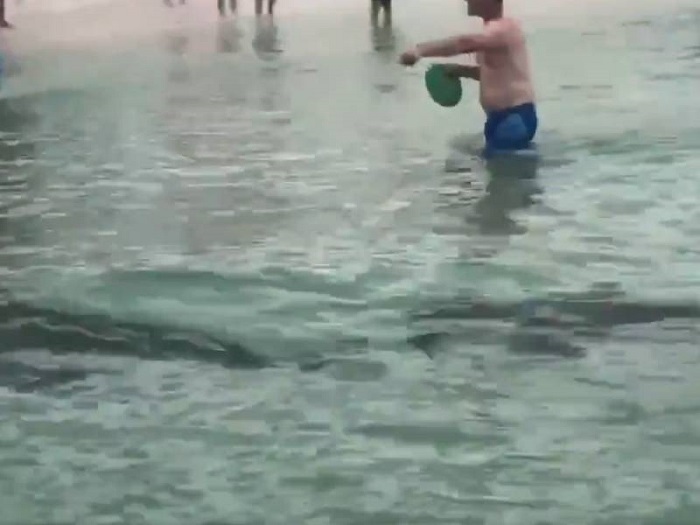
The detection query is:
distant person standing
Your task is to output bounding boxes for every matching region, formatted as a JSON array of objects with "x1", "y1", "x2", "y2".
[
  {"x1": 371, "y1": 0, "x2": 391, "y2": 27},
  {"x1": 255, "y1": 0, "x2": 276, "y2": 16},
  {"x1": 0, "y1": 0, "x2": 13, "y2": 29},
  {"x1": 217, "y1": 0, "x2": 275, "y2": 17},
  {"x1": 218, "y1": 0, "x2": 237, "y2": 16}
]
